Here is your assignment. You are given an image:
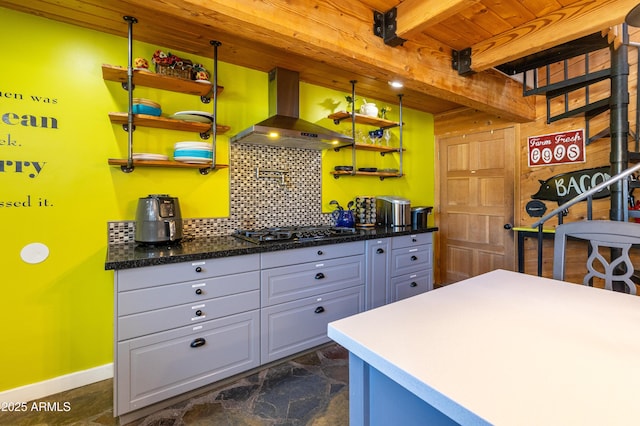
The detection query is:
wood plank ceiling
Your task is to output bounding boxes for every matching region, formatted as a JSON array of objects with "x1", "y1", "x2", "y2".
[{"x1": 0, "y1": 0, "x2": 636, "y2": 122}]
